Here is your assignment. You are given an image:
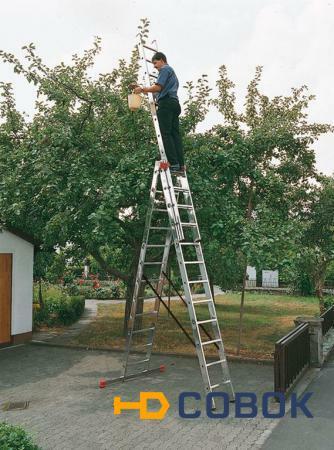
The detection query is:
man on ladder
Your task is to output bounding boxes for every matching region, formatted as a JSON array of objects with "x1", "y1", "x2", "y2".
[
  {"x1": 134, "y1": 52, "x2": 185, "y2": 174},
  {"x1": 100, "y1": 37, "x2": 234, "y2": 406}
]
